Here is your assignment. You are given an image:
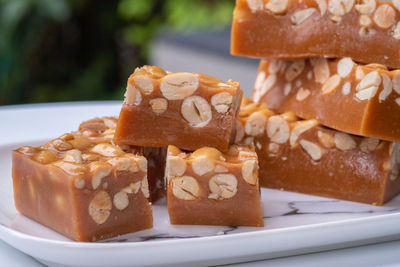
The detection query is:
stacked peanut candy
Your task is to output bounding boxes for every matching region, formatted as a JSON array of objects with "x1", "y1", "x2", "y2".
[
  {"x1": 231, "y1": 0, "x2": 400, "y2": 204},
  {"x1": 114, "y1": 66, "x2": 263, "y2": 227},
  {"x1": 11, "y1": 0, "x2": 400, "y2": 243},
  {"x1": 12, "y1": 67, "x2": 264, "y2": 242}
]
